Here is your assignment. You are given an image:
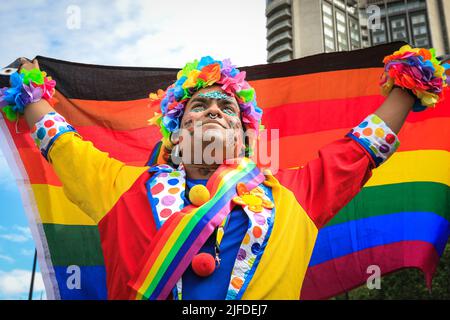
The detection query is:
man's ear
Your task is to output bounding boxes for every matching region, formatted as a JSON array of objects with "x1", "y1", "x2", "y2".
[{"x1": 170, "y1": 130, "x2": 180, "y2": 145}]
